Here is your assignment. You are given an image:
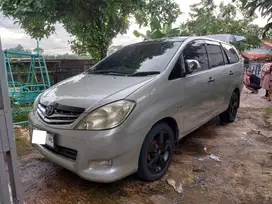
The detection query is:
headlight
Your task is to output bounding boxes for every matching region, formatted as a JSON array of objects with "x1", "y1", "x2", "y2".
[
  {"x1": 33, "y1": 93, "x2": 42, "y2": 111},
  {"x1": 76, "y1": 100, "x2": 136, "y2": 130}
]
